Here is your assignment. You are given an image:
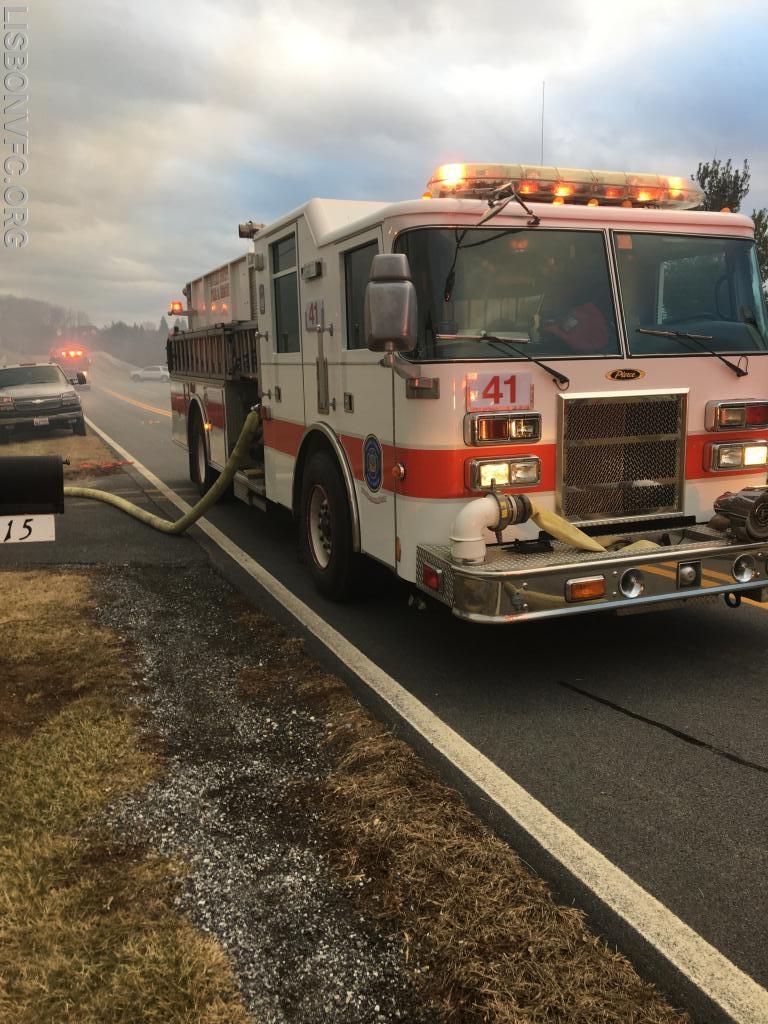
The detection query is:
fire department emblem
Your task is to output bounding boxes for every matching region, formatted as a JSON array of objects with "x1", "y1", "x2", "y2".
[{"x1": 363, "y1": 434, "x2": 383, "y2": 492}]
